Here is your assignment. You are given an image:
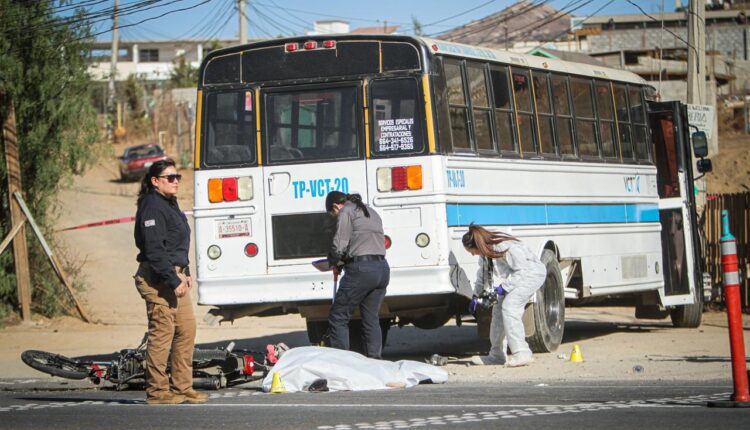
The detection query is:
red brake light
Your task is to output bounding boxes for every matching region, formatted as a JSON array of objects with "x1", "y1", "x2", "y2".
[
  {"x1": 304, "y1": 41, "x2": 317, "y2": 50},
  {"x1": 384, "y1": 235, "x2": 392, "y2": 249},
  {"x1": 245, "y1": 243, "x2": 258, "y2": 257},
  {"x1": 323, "y1": 40, "x2": 336, "y2": 49},
  {"x1": 285, "y1": 43, "x2": 298, "y2": 52},
  {"x1": 391, "y1": 166, "x2": 408, "y2": 191},
  {"x1": 242, "y1": 354, "x2": 254, "y2": 375},
  {"x1": 222, "y1": 177, "x2": 238, "y2": 201}
]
